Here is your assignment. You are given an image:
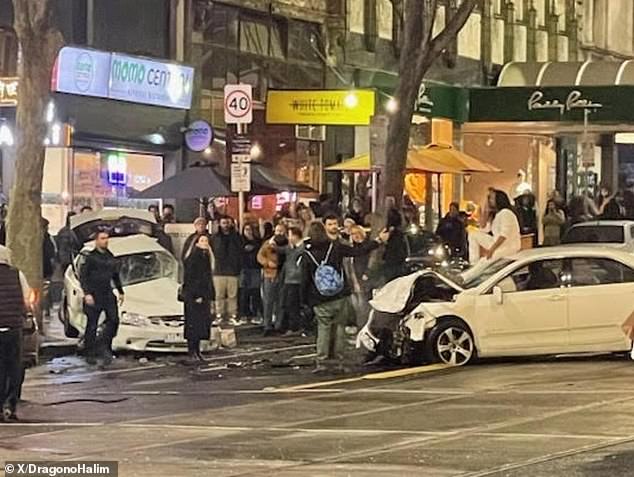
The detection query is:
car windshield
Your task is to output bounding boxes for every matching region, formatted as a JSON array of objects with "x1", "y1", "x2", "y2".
[
  {"x1": 118, "y1": 251, "x2": 177, "y2": 287},
  {"x1": 562, "y1": 225, "x2": 624, "y2": 244},
  {"x1": 461, "y1": 258, "x2": 515, "y2": 289}
]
